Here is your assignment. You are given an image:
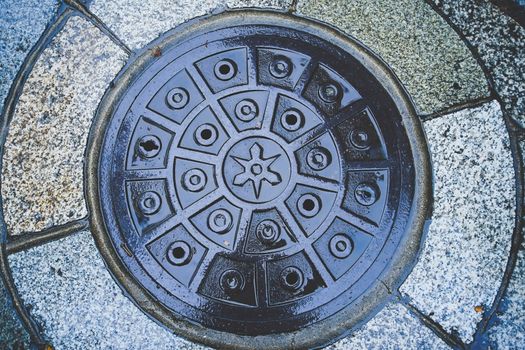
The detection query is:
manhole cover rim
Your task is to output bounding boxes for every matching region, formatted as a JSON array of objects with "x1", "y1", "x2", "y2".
[{"x1": 86, "y1": 9, "x2": 432, "y2": 350}]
